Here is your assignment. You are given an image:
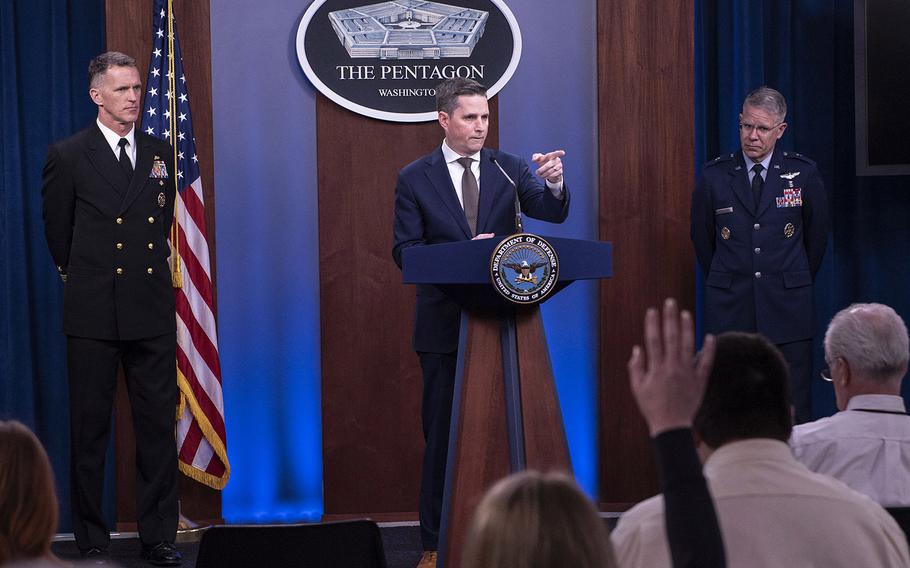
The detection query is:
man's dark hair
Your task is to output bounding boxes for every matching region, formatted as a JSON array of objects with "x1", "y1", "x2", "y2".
[
  {"x1": 694, "y1": 332, "x2": 793, "y2": 447},
  {"x1": 88, "y1": 51, "x2": 137, "y2": 88},
  {"x1": 436, "y1": 78, "x2": 487, "y2": 115}
]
